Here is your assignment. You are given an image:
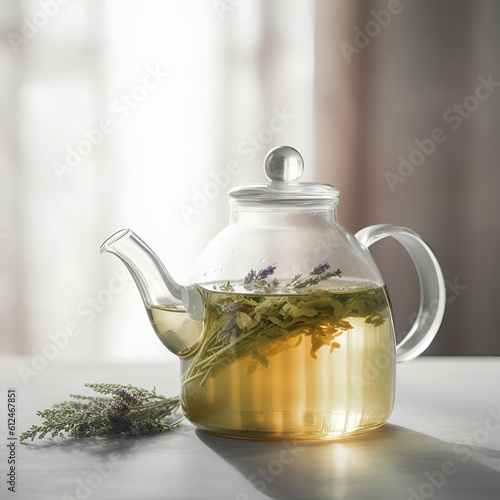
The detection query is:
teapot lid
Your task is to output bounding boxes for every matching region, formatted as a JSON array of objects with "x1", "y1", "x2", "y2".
[{"x1": 228, "y1": 146, "x2": 339, "y2": 205}]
